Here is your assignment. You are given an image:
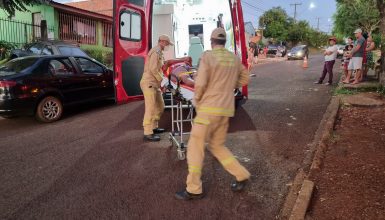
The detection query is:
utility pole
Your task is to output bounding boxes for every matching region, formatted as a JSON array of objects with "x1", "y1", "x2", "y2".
[
  {"x1": 328, "y1": 24, "x2": 332, "y2": 34},
  {"x1": 290, "y1": 2, "x2": 302, "y2": 22},
  {"x1": 315, "y1": 17, "x2": 321, "y2": 30}
]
